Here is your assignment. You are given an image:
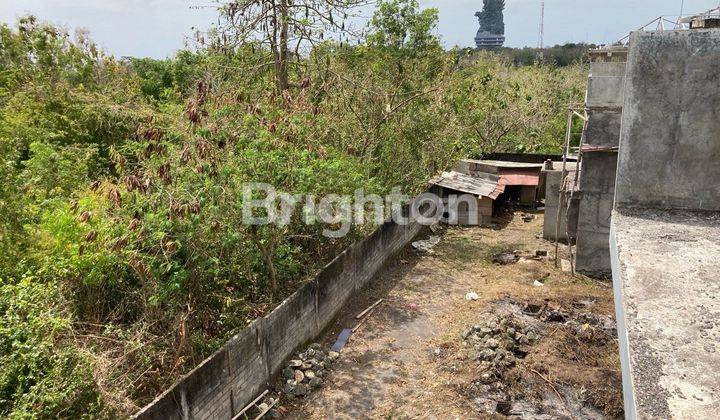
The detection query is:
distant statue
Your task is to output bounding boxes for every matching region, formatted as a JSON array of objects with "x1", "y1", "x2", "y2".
[{"x1": 475, "y1": 0, "x2": 506, "y2": 49}]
